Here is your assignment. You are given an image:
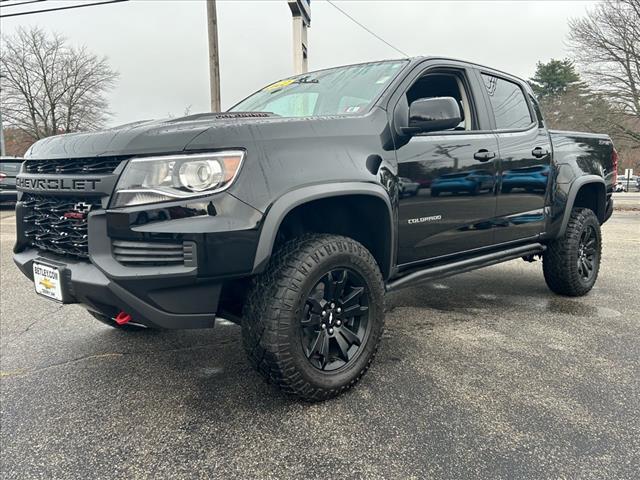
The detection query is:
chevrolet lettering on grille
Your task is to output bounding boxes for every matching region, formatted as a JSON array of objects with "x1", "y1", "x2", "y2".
[{"x1": 16, "y1": 177, "x2": 101, "y2": 192}]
